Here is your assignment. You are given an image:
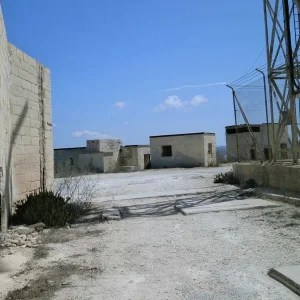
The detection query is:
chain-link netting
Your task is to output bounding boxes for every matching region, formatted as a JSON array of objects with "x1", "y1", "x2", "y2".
[{"x1": 230, "y1": 77, "x2": 300, "y2": 162}]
